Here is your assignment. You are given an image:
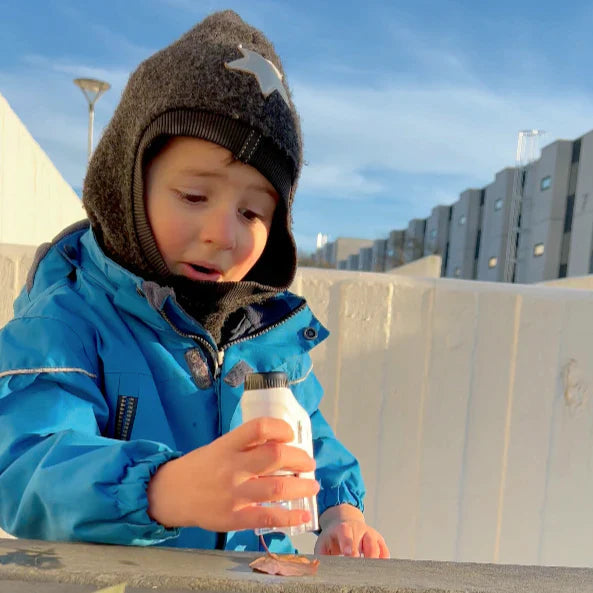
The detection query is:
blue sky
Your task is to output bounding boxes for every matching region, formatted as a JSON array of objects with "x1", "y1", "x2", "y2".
[{"x1": 2, "y1": 0, "x2": 593, "y2": 253}]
